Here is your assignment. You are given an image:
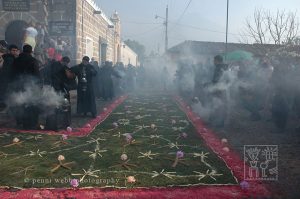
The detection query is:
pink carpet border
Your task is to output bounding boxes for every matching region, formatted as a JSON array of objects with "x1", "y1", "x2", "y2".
[
  {"x1": 174, "y1": 96, "x2": 273, "y2": 198},
  {"x1": 0, "y1": 95, "x2": 128, "y2": 137},
  {"x1": 0, "y1": 95, "x2": 274, "y2": 199}
]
